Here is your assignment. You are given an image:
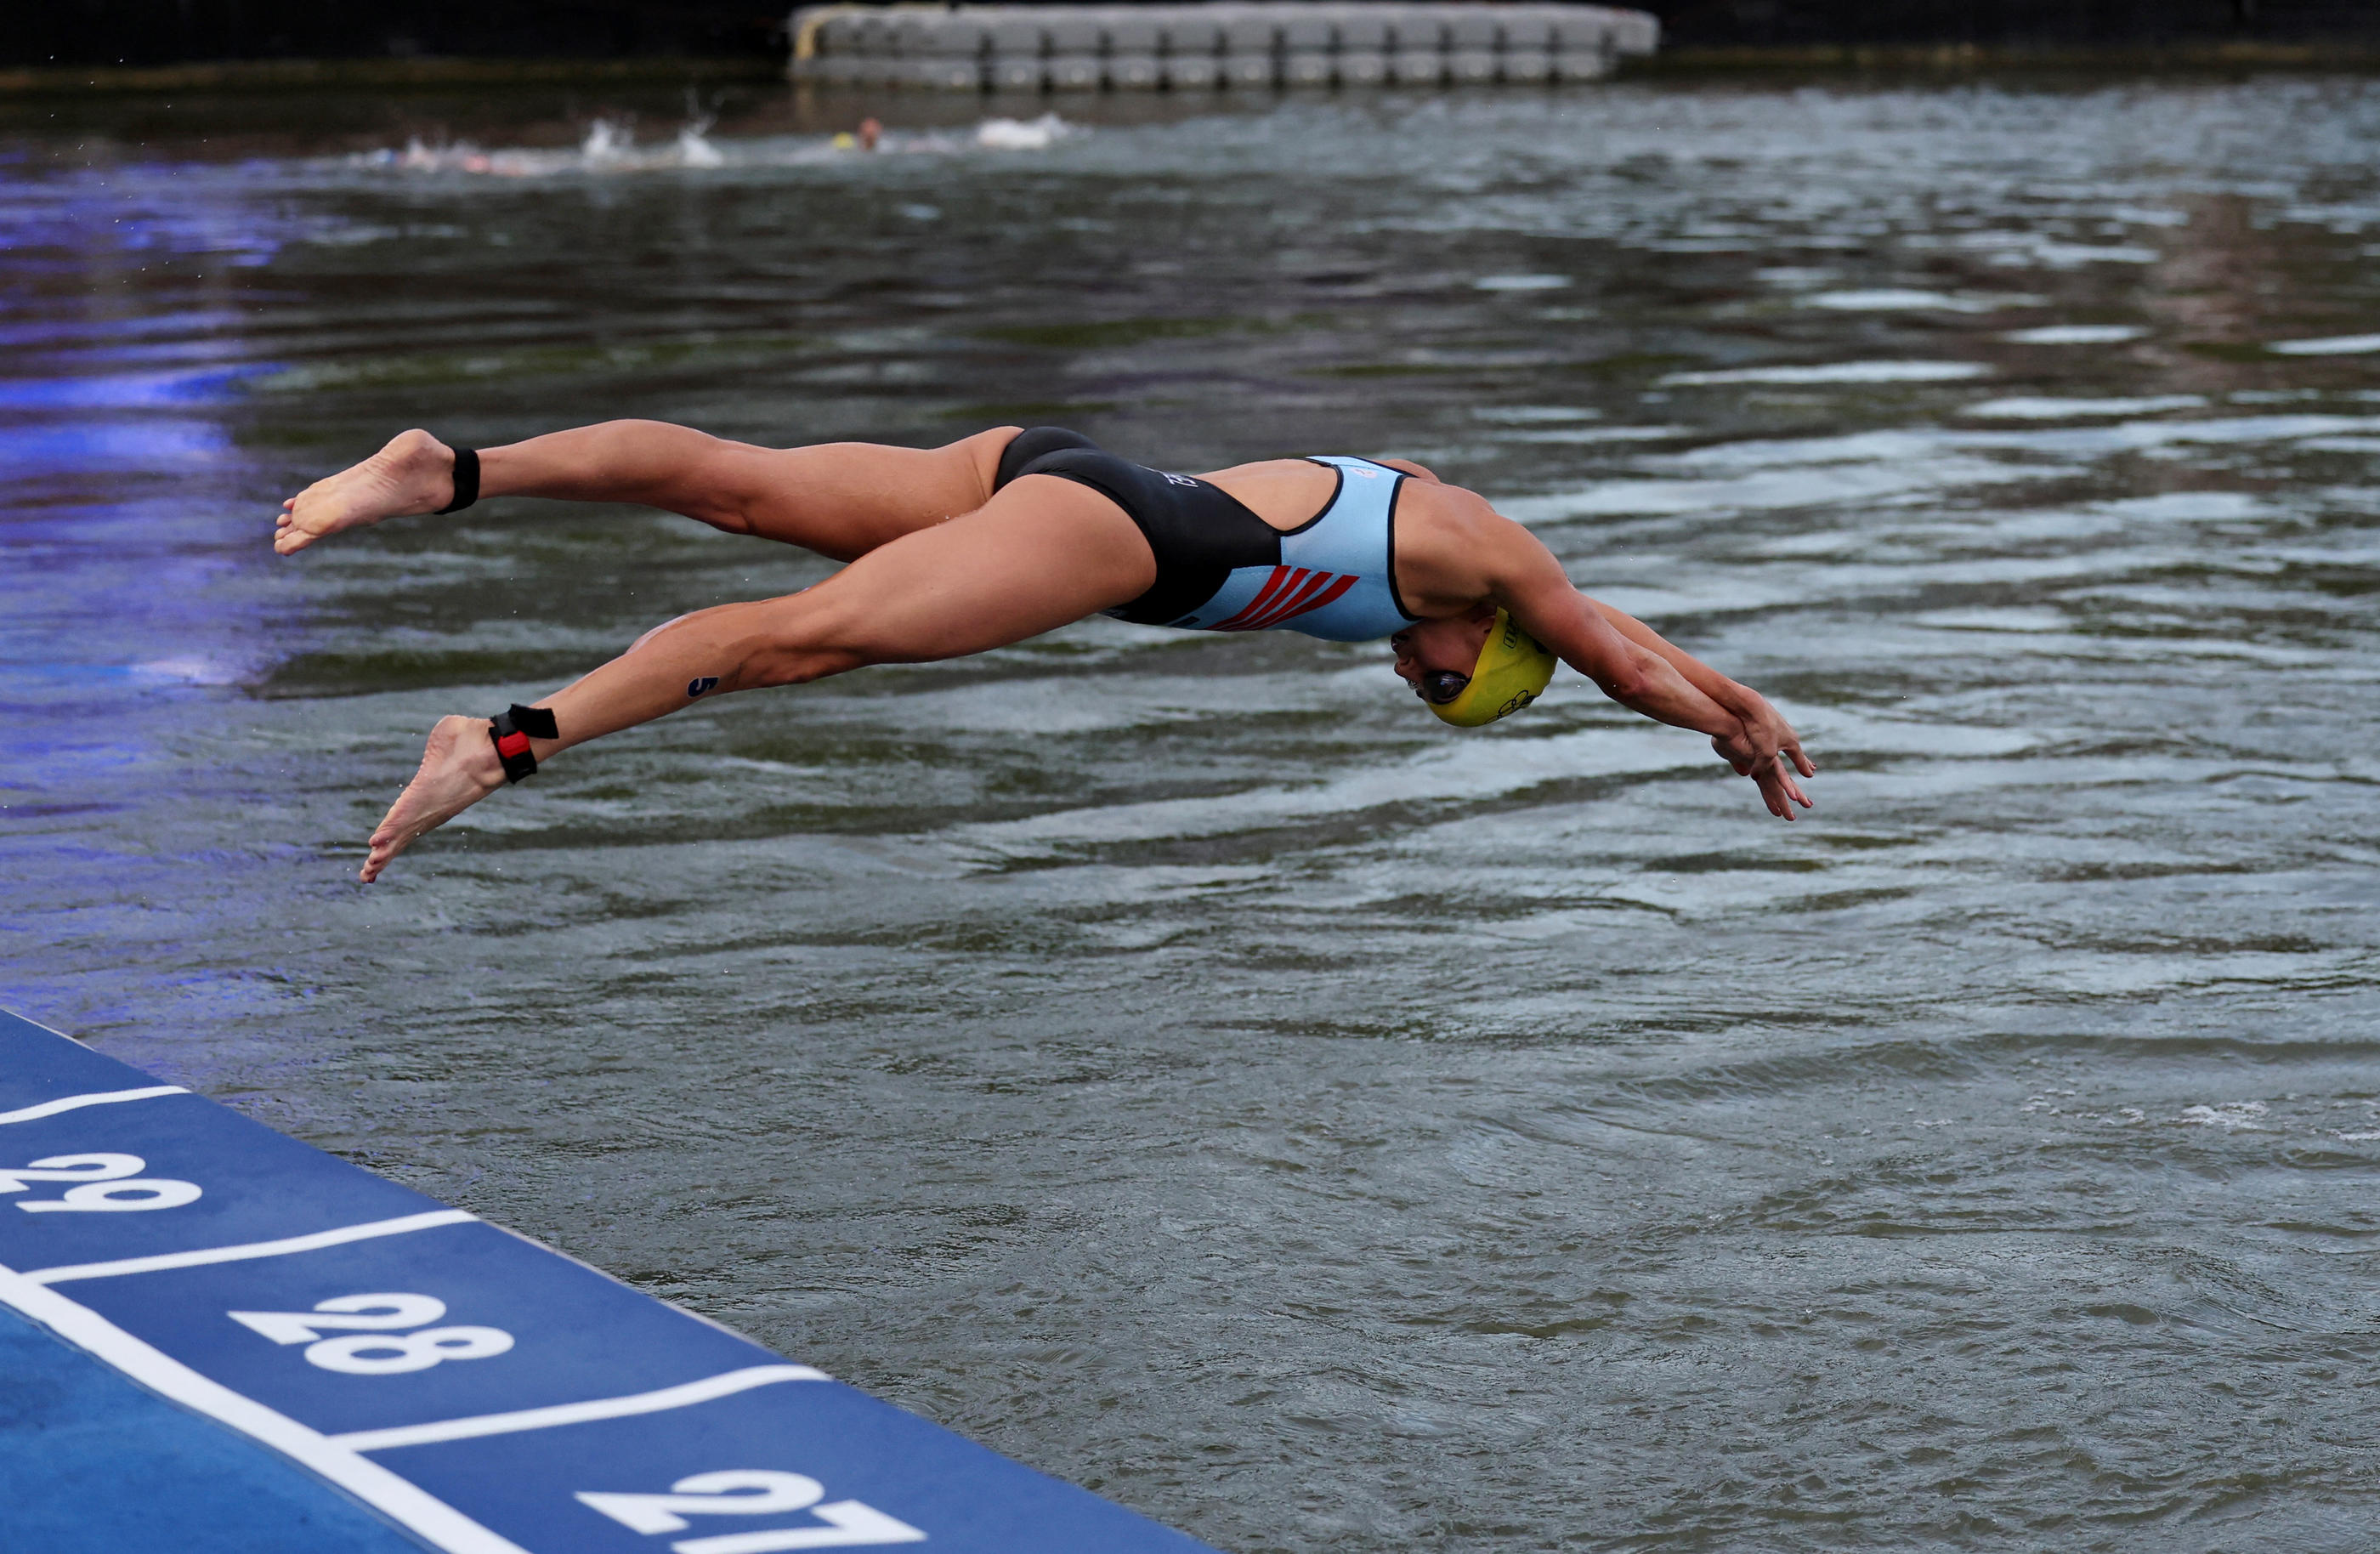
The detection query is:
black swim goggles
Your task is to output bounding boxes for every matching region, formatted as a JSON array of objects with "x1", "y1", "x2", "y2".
[{"x1": 1414, "y1": 670, "x2": 1471, "y2": 706}]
